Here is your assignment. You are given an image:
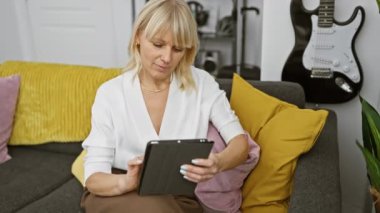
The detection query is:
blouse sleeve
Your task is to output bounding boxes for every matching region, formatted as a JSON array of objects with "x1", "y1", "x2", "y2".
[
  {"x1": 203, "y1": 75, "x2": 244, "y2": 143},
  {"x1": 82, "y1": 86, "x2": 116, "y2": 183}
]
